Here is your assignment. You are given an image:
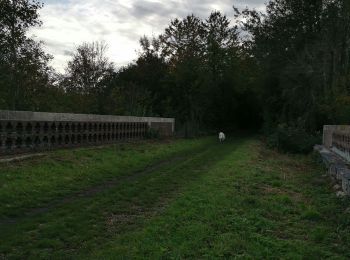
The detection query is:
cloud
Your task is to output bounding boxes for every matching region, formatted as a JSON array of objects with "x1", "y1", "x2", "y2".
[{"x1": 29, "y1": 0, "x2": 266, "y2": 72}]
